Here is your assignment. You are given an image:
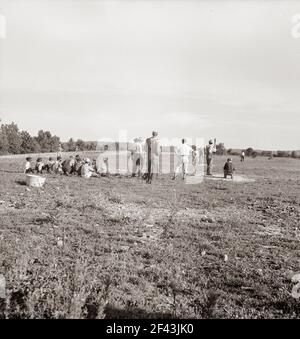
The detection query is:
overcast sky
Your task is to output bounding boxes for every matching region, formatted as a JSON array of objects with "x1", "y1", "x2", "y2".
[{"x1": 0, "y1": 0, "x2": 300, "y2": 149}]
